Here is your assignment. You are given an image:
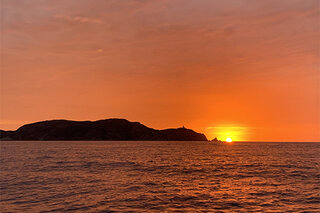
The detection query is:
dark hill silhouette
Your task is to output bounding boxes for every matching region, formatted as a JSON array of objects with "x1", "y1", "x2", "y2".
[{"x1": 0, "y1": 119, "x2": 208, "y2": 141}]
